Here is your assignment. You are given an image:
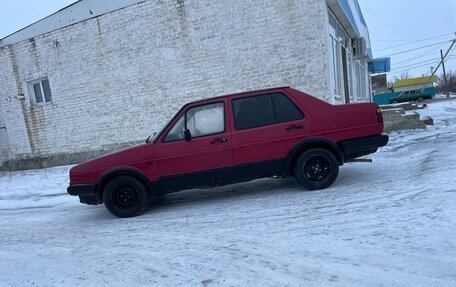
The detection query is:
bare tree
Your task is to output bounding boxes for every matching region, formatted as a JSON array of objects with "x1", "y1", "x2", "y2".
[
  {"x1": 436, "y1": 71, "x2": 456, "y2": 95},
  {"x1": 393, "y1": 72, "x2": 410, "y2": 83},
  {"x1": 388, "y1": 72, "x2": 410, "y2": 87}
]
